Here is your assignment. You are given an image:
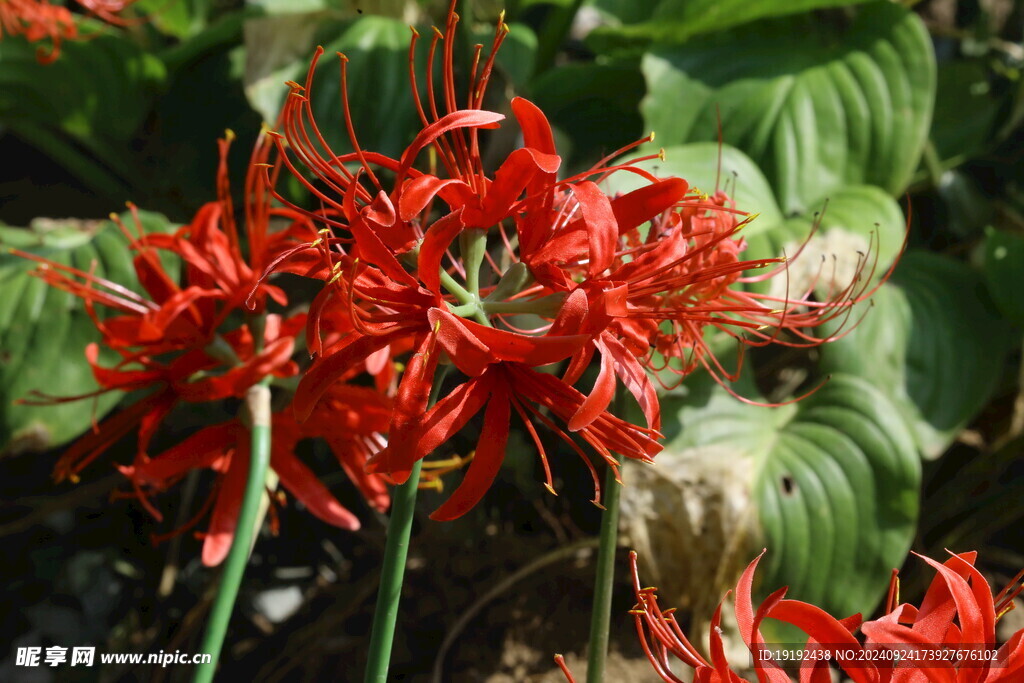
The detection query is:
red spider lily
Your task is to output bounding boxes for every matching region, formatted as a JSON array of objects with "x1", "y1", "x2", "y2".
[
  {"x1": 265, "y1": 0, "x2": 900, "y2": 521},
  {"x1": 557, "y1": 550, "x2": 1024, "y2": 683},
  {"x1": 862, "y1": 552, "x2": 1024, "y2": 682},
  {"x1": 119, "y1": 384, "x2": 392, "y2": 566},
  {"x1": 15, "y1": 132, "x2": 398, "y2": 563},
  {"x1": 0, "y1": 0, "x2": 76, "y2": 63},
  {"x1": 625, "y1": 550, "x2": 877, "y2": 683},
  {"x1": 0, "y1": 0, "x2": 141, "y2": 62}
]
